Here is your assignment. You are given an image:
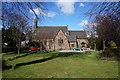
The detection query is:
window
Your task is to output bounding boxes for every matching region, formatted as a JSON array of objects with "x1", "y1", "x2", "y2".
[
  {"x1": 49, "y1": 40, "x2": 53, "y2": 44},
  {"x1": 44, "y1": 40, "x2": 47, "y2": 45},
  {"x1": 71, "y1": 44, "x2": 74, "y2": 47},
  {"x1": 49, "y1": 40, "x2": 53, "y2": 49},
  {"x1": 58, "y1": 38, "x2": 63, "y2": 46}
]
